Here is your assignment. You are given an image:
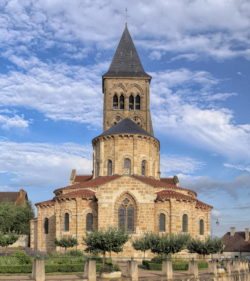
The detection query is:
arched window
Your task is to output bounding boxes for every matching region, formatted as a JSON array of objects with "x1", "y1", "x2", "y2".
[
  {"x1": 141, "y1": 160, "x2": 146, "y2": 176},
  {"x1": 118, "y1": 197, "x2": 135, "y2": 232},
  {"x1": 120, "y1": 95, "x2": 124, "y2": 110},
  {"x1": 124, "y1": 158, "x2": 131, "y2": 175},
  {"x1": 135, "y1": 95, "x2": 140, "y2": 110},
  {"x1": 64, "y1": 213, "x2": 70, "y2": 232},
  {"x1": 86, "y1": 213, "x2": 94, "y2": 232},
  {"x1": 113, "y1": 94, "x2": 118, "y2": 109},
  {"x1": 107, "y1": 159, "x2": 112, "y2": 176},
  {"x1": 44, "y1": 218, "x2": 49, "y2": 234},
  {"x1": 159, "y1": 213, "x2": 166, "y2": 232},
  {"x1": 129, "y1": 95, "x2": 134, "y2": 110},
  {"x1": 182, "y1": 214, "x2": 188, "y2": 233},
  {"x1": 199, "y1": 219, "x2": 204, "y2": 235}
]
